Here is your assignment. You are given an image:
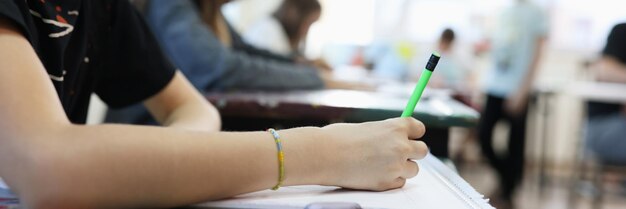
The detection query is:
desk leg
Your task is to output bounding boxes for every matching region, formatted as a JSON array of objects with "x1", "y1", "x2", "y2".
[{"x1": 538, "y1": 93, "x2": 554, "y2": 197}]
